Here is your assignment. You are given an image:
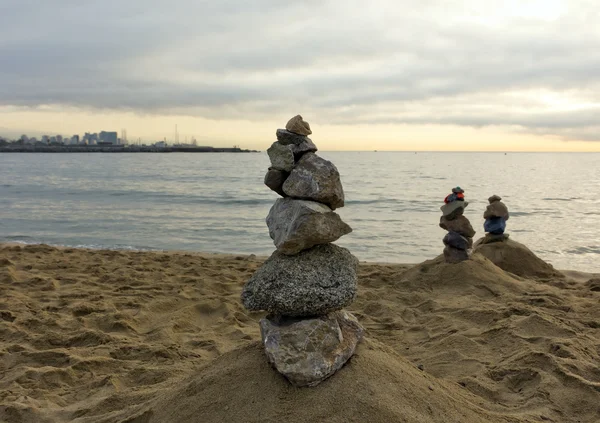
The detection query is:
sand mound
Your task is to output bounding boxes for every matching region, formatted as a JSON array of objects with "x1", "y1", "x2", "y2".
[
  {"x1": 141, "y1": 340, "x2": 528, "y2": 423},
  {"x1": 473, "y1": 238, "x2": 560, "y2": 279},
  {"x1": 1, "y1": 244, "x2": 599, "y2": 423}
]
